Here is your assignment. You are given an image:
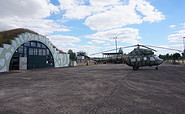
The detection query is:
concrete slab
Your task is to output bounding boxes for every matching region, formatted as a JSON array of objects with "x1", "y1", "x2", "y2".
[{"x1": 0, "y1": 63, "x2": 185, "y2": 114}]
